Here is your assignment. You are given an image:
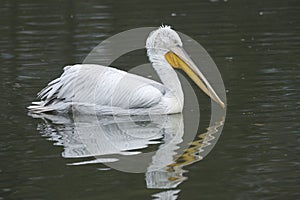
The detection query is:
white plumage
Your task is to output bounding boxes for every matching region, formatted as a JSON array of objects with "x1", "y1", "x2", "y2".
[{"x1": 29, "y1": 26, "x2": 224, "y2": 115}]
